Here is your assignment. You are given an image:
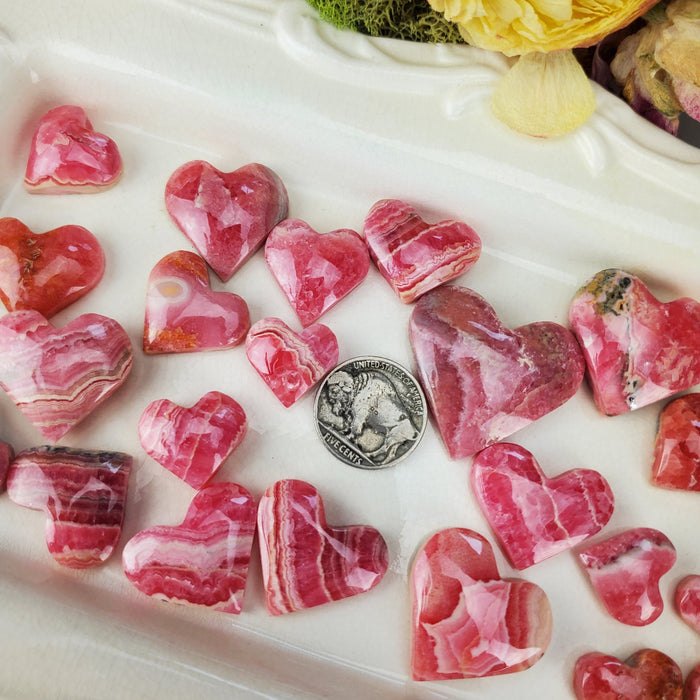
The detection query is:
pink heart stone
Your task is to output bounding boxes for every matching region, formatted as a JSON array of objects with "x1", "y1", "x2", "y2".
[
  {"x1": 0, "y1": 440, "x2": 14, "y2": 492},
  {"x1": 577, "y1": 527, "x2": 677, "y2": 626},
  {"x1": 0, "y1": 310, "x2": 133, "y2": 442},
  {"x1": 122, "y1": 482, "x2": 256, "y2": 613},
  {"x1": 245, "y1": 317, "x2": 339, "y2": 407},
  {"x1": 257, "y1": 479, "x2": 389, "y2": 615},
  {"x1": 264, "y1": 218, "x2": 370, "y2": 327},
  {"x1": 410, "y1": 528, "x2": 552, "y2": 681},
  {"x1": 573, "y1": 649, "x2": 683, "y2": 700},
  {"x1": 651, "y1": 393, "x2": 700, "y2": 491},
  {"x1": 0, "y1": 217, "x2": 105, "y2": 318},
  {"x1": 24, "y1": 105, "x2": 123, "y2": 193},
  {"x1": 471, "y1": 443, "x2": 614, "y2": 569},
  {"x1": 409, "y1": 285, "x2": 585, "y2": 459},
  {"x1": 165, "y1": 160, "x2": 288, "y2": 281},
  {"x1": 569, "y1": 269, "x2": 700, "y2": 415},
  {"x1": 674, "y1": 574, "x2": 700, "y2": 634},
  {"x1": 686, "y1": 664, "x2": 700, "y2": 700},
  {"x1": 362, "y1": 199, "x2": 482, "y2": 304},
  {"x1": 7, "y1": 446, "x2": 131, "y2": 568},
  {"x1": 143, "y1": 250, "x2": 250, "y2": 354},
  {"x1": 138, "y1": 391, "x2": 247, "y2": 489}
]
